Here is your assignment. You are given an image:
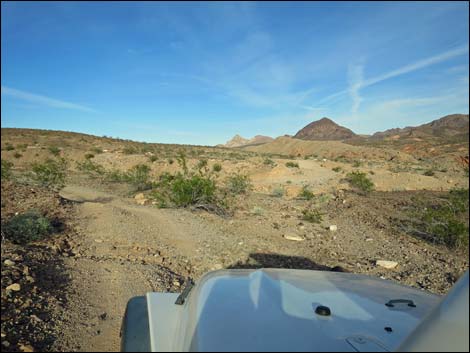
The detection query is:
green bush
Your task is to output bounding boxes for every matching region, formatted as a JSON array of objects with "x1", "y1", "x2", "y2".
[
  {"x1": 48, "y1": 146, "x2": 61, "y2": 156},
  {"x1": 168, "y1": 158, "x2": 174, "y2": 165},
  {"x1": 85, "y1": 153, "x2": 95, "y2": 159},
  {"x1": 346, "y1": 171, "x2": 374, "y2": 193},
  {"x1": 91, "y1": 147, "x2": 103, "y2": 154},
  {"x1": 298, "y1": 185, "x2": 314, "y2": 200},
  {"x1": 196, "y1": 159, "x2": 208, "y2": 172},
  {"x1": 170, "y1": 173, "x2": 216, "y2": 206},
  {"x1": 76, "y1": 159, "x2": 105, "y2": 175},
  {"x1": 2, "y1": 211, "x2": 52, "y2": 244},
  {"x1": 212, "y1": 163, "x2": 222, "y2": 172},
  {"x1": 5, "y1": 144, "x2": 15, "y2": 151},
  {"x1": 286, "y1": 161, "x2": 299, "y2": 168},
  {"x1": 105, "y1": 169, "x2": 127, "y2": 182},
  {"x1": 123, "y1": 146, "x2": 137, "y2": 155},
  {"x1": 410, "y1": 188, "x2": 468, "y2": 250},
  {"x1": 149, "y1": 155, "x2": 158, "y2": 162},
  {"x1": 272, "y1": 186, "x2": 285, "y2": 198},
  {"x1": 32, "y1": 158, "x2": 67, "y2": 188},
  {"x1": 226, "y1": 174, "x2": 251, "y2": 195},
  {"x1": 126, "y1": 164, "x2": 152, "y2": 191},
  {"x1": 302, "y1": 209, "x2": 323, "y2": 223},
  {"x1": 263, "y1": 158, "x2": 276, "y2": 166},
  {"x1": 332, "y1": 166, "x2": 342, "y2": 173},
  {"x1": 352, "y1": 160, "x2": 363, "y2": 167},
  {"x1": 13, "y1": 152, "x2": 22, "y2": 159},
  {"x1": 424, "y1": 170, "x2": 435, "y2": 177},
  {"x1": 1, "y1": 160, "x2": 13, "y2": 180}
]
